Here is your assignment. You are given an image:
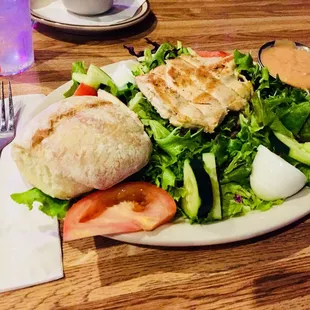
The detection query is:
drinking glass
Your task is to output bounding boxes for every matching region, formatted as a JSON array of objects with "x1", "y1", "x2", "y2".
[{"x1": 0, "y1": 0, "x2": 34, "y2": 76}]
